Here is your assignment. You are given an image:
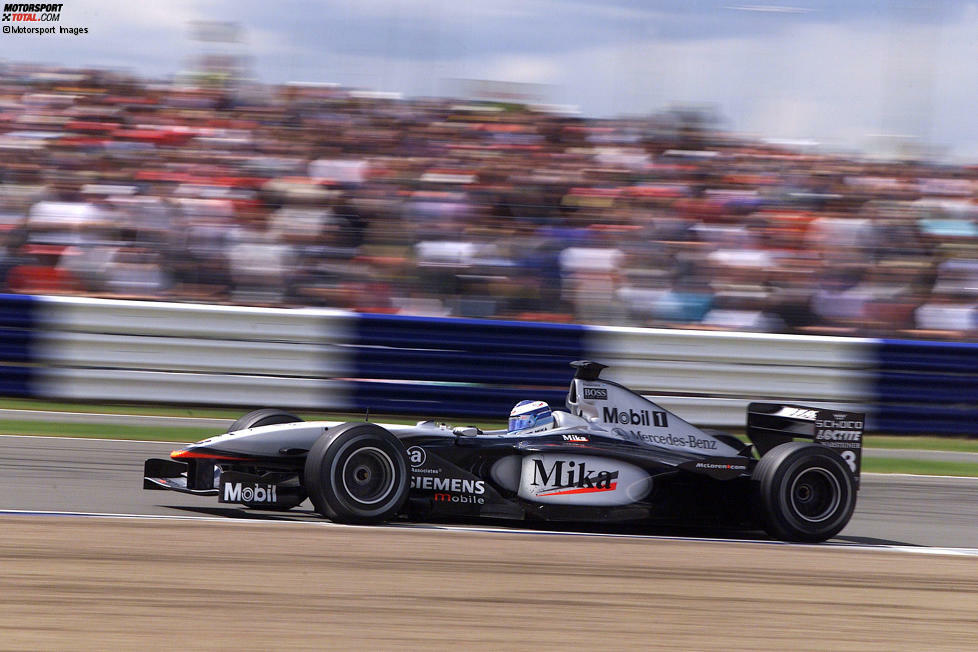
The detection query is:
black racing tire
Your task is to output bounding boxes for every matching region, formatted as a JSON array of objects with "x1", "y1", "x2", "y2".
[
  {"x1": 303, "y1": 422, "x2": 410, "y2": 525},
  {"x1": 751, "y1": 442, "x2": 856, "y2": 543},
  {"x1": 227, "y1": 408, "x2": 302, "y2": 433}
]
